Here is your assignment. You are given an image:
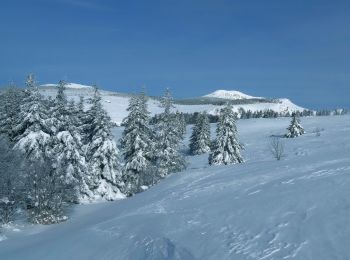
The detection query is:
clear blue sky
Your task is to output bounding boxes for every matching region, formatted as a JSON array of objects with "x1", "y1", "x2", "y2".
[{"x1": 0, "y1": 0, "x2": 349, "y2": 109}]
